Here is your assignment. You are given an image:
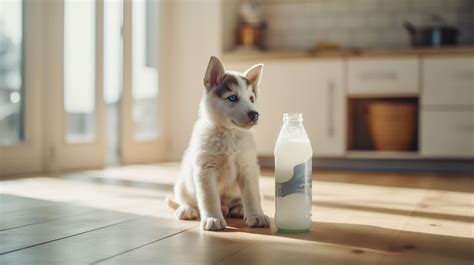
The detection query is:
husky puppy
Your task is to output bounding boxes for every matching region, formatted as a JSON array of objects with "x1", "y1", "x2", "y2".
[{"x1": 167, "y1": 56, "x2": 270, "y2": 231}]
